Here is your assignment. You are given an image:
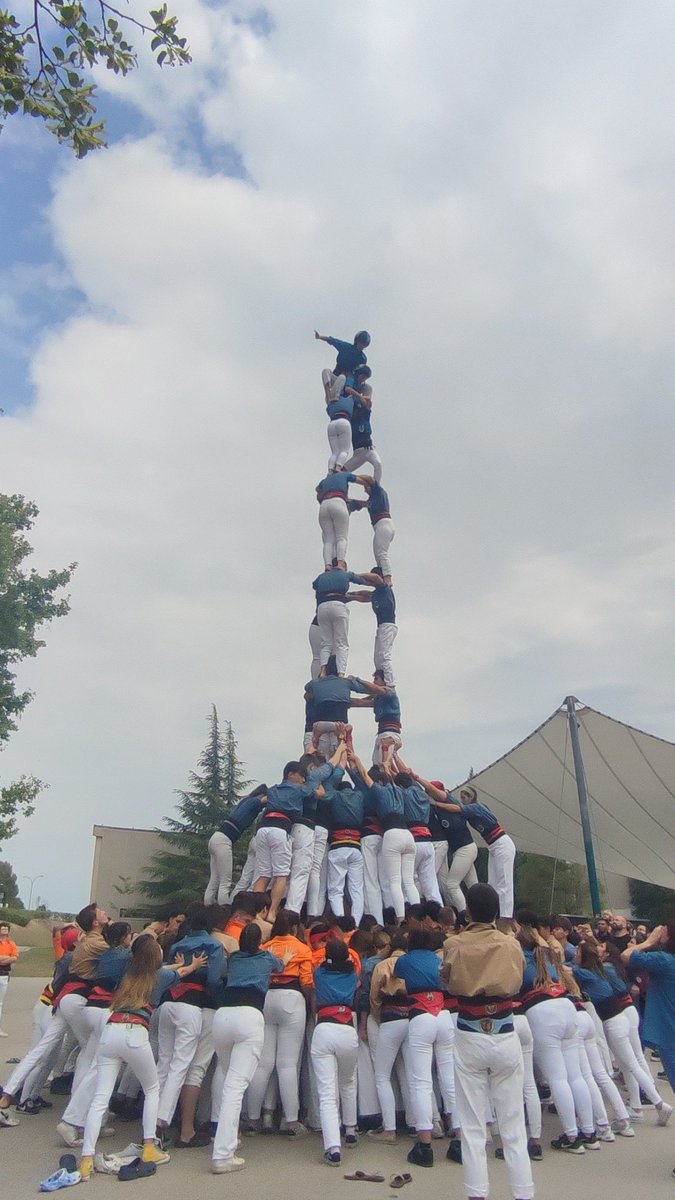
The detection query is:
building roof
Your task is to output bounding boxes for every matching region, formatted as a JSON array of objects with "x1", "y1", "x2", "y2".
[{"x1": 451, "y1": 698, "x2": 675, "y2": 889}]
